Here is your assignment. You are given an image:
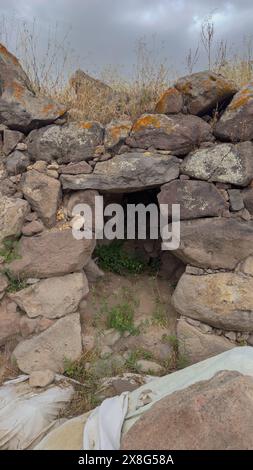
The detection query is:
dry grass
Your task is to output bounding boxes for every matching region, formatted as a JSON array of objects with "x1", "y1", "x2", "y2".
[{"x1": 1, "y1": 14, "x2": 253, "y2": 123}]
